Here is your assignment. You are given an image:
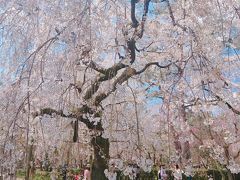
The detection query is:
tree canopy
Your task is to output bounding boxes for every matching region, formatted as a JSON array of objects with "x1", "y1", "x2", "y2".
[{"x1": 0, "y1": 0, "x2": 240, "y2": 179}]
